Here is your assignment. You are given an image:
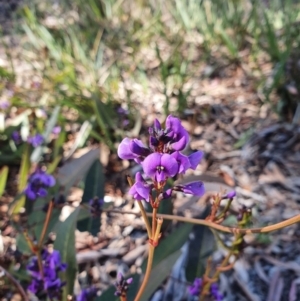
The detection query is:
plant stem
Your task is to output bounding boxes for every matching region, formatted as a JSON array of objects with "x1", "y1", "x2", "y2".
[
  {"x1": 134, "y1": 244, "x2": 155, "y2": 301},
  {"x1": 104, "y1": 209, "x2": 300, "y2": 234},
  {"x1": 199, "y1": 252, "x2": 233, "y2": 301},
  {"x1": 0, "y1": 265, "x2": 28, "y2": 301},
  {"x1": 152, "y1": 207, "x2": 158, "y2": 238},
  {"x1": 137, "y1": 201, "x2": 152, "y2": 238},
  {"x1": 38, "y1": 199, "x2": 54, "y2": 248},
  {"x1": 134, "y1": 219, "x2": 162, "y2": 301}
]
